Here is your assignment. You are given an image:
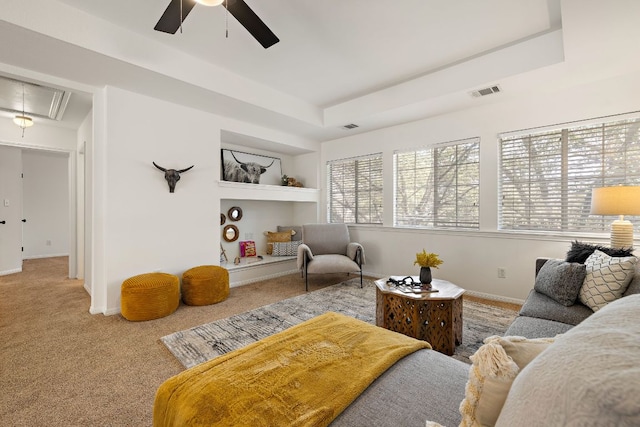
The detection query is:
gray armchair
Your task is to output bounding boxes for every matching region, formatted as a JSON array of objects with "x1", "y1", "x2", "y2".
[{"x1": 296, "y1": 223, "x2": 365, "y2": 291}]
